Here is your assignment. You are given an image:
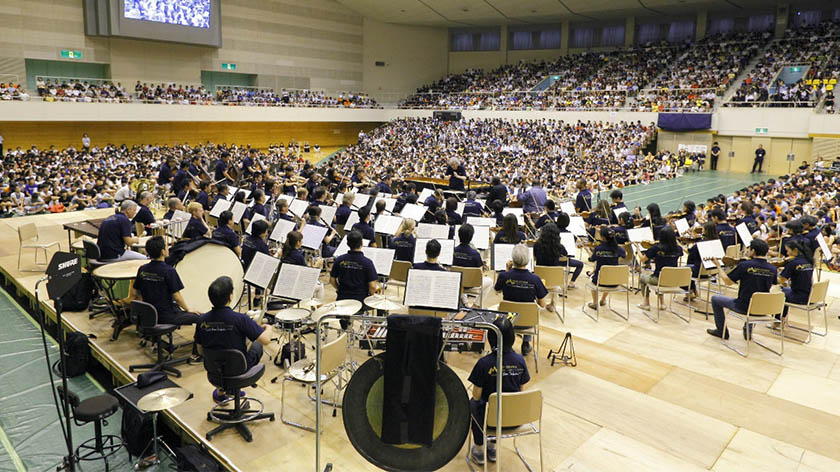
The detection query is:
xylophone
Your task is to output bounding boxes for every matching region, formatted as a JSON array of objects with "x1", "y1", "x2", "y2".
[{"x1": 359, "y1": 325, "x2": 486, "y2": 353}]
